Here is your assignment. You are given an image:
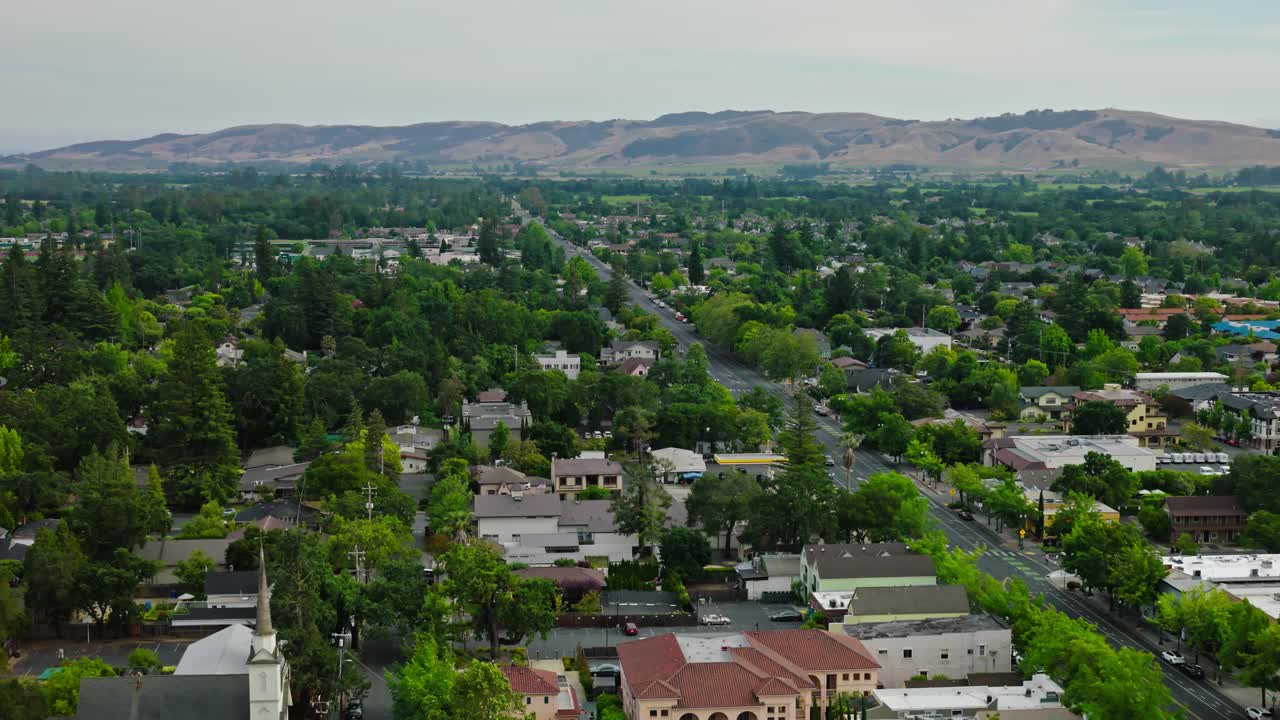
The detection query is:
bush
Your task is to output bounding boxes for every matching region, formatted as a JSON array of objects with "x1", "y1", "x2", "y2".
[
  {"x1": 663, "y1": 570, "x2": 693, "y2": 612},
  {"x1": 511, "y1": 647, "x2": 528, "y2": 667},
  {"x1": 607, "y1": 560, "x2": 658, "y2": 591},
  {"x1": 597, "y1": 694, "x2": 626, "y2": 720},
  {"x1": 561, "y1": 657, "x2": 574, "y2": 670},
  {"x1": 553, "y1": 557, "x2": 578, "y2": 567},
  {"x1": 127, "y1": 648, "x2": 162, "y2": 674},
  {"x1": 572, "y1": 591, "x2": 602, "y2": 613}
]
